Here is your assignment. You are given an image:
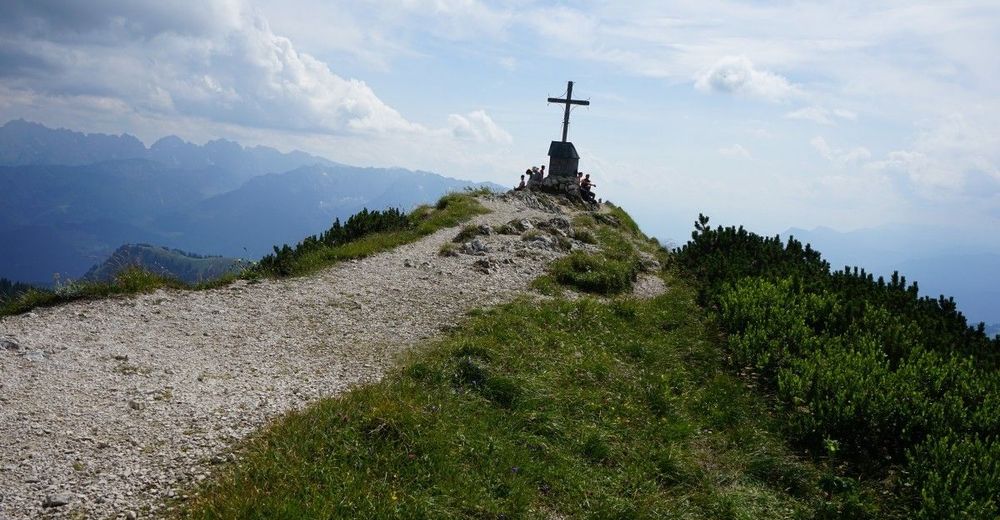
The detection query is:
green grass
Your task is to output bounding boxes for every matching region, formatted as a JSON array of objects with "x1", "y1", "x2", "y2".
[
  {"x1": 543, "y1": 220, "x2": 647, "y2": 296},
  {"x1": 180, "y1": 265, "x2": 862, "y2": 519},
  {"x1": 0, "y1": 266, "x2": 187, "y2": 316},
  {"x1": 172, "y1": 200, "x2": 870, "y2": 518},
  {"x1": 0, "y1": 191, "x2": 490, "y2": 317},
  {"x1": 256, "y1": 191, "x2": 490, "y2": 278},
  {"x1": 180, "y1": 272, "x2": 857, "y2": 519}
]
